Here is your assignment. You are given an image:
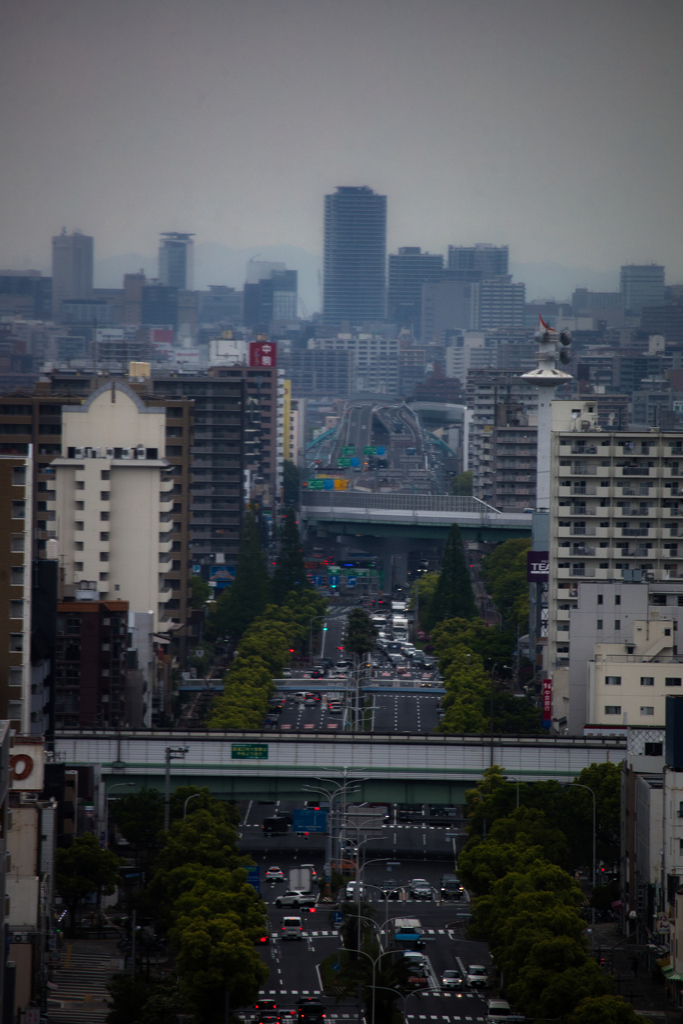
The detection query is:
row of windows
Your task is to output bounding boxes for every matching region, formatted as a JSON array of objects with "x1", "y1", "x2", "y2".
[
  {"x1": 604, "y1": 676, "x2": 681, "y2": 686},
  {"x1": 605, "y1": 705, "x2": 655, "y2": 715}
]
